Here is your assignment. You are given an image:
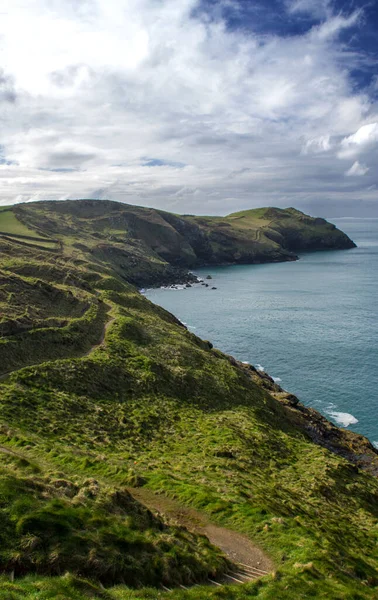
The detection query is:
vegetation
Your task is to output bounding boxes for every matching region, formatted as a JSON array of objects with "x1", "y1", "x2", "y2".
[
  {"x1": 6, "y1": 200, "x2": 355, "y2": 287},
  {"x1": 0, "y1": 209, "x2": 59, "y2": 251},
  {"x1": 0, "y1": 199, "x2": 376, "y2": 599},
  {"x1": 0, "y1": 209, "x2": 43, "y2": 238}
]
